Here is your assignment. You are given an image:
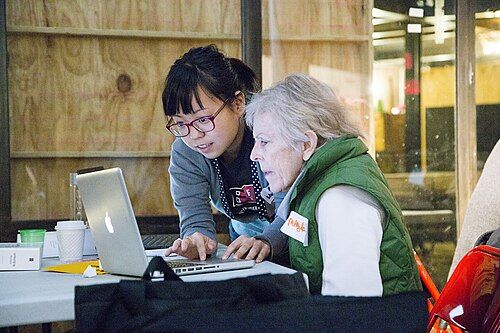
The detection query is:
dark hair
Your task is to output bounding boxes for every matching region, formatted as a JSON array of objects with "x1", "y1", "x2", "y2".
[{"x1": 162, "y1": 45, "x2": 259, "y2": 116}]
